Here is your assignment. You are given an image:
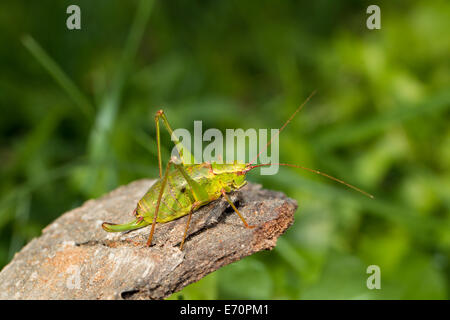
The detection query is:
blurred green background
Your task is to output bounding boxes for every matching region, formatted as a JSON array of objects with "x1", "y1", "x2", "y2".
[{"x1": 0, "y1": 0, "x2": 449, "y2": 299}]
